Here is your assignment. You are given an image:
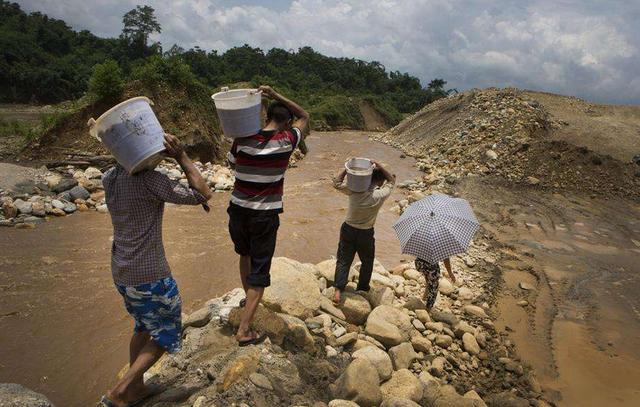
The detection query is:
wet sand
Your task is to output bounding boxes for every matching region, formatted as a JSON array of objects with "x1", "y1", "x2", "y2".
[
  {"x1": 0, "y1": 131, "x2": 417, "y2": 407},
  {"x1": 459, "y1": 179, "x2": 640, "y2": 407}
]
